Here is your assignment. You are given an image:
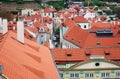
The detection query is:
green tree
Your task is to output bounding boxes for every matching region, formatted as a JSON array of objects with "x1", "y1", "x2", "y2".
[
  {"x1": 0, "y1": 10, "x2": 12, "y2": 21},
  {"x1": 115, "y1": 7, "x2": 120, "y2": 18},
  {"x1": 55, "y1": 27, "x2": 60, "y2": 35},
  {"x1": 35, "y1": 0, "x2": 42, "y2": 4}
]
